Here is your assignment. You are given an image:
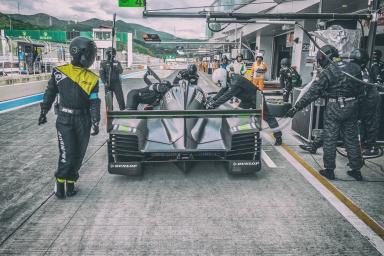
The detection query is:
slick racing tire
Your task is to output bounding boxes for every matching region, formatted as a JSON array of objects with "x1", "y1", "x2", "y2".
[
  {"x1": 265, "y1": 98, "x2": 291, "y2": 118},
  {"x1": 227, "y1": 160, "x2": 261, "y2": 175}
]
